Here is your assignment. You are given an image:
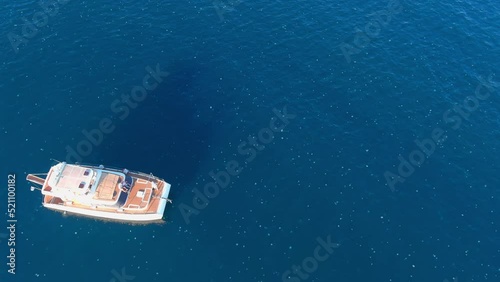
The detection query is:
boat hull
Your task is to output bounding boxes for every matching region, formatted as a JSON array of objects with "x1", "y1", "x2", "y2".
[{"x1": 44, "y1": 203, "x2": 164, "y2": 222}]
